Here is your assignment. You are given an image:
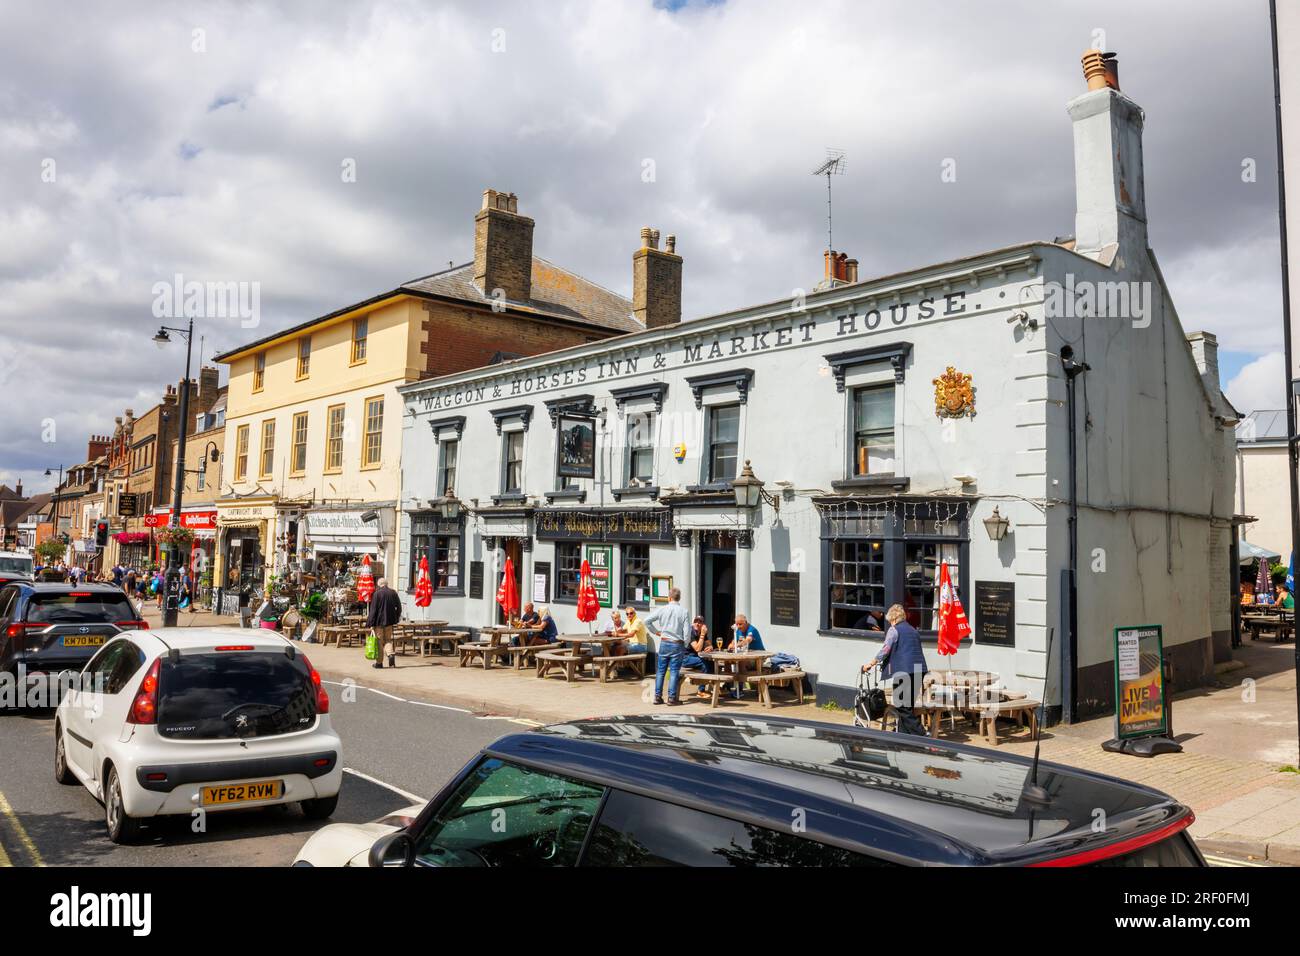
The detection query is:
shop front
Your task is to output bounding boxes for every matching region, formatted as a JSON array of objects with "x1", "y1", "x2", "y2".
[
  {"x1": 214, "y1": 499, "x2": 276, "y2": 612},
  {"x1": 302, "y1": 505, "x2": 394, "y2": 589},
  {"x1": 145, "y1": 508, "x2": 218, "y2": 588}
]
